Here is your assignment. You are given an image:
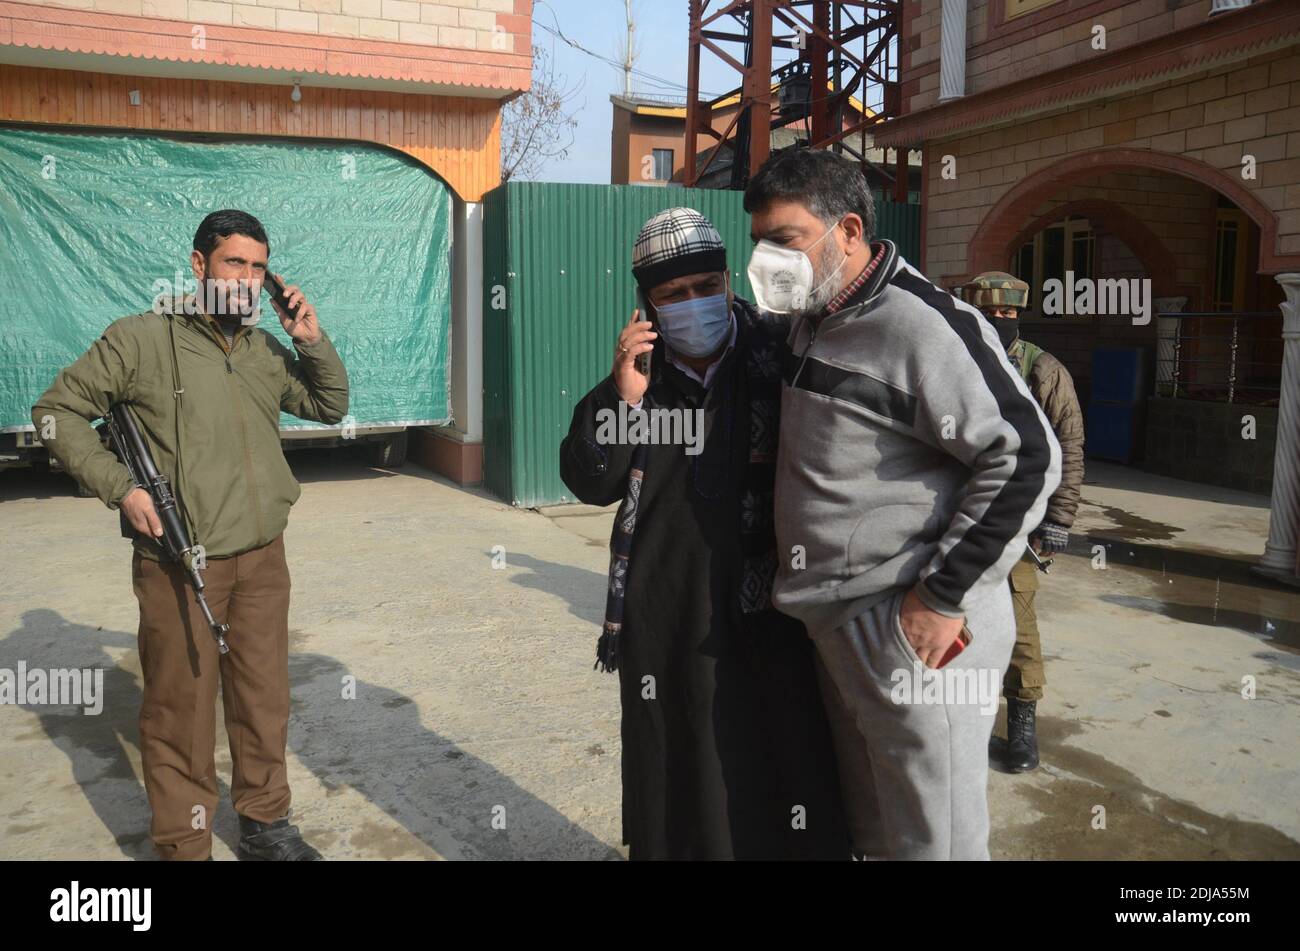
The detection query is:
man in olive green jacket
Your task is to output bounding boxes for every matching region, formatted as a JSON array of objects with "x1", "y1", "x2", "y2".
[
  {"x1": 32, "y1": 209, "x2": 348, "y2": 860},
  {"x1": 959, "y1": 271, "x2": 1085, "y2": 775}
]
